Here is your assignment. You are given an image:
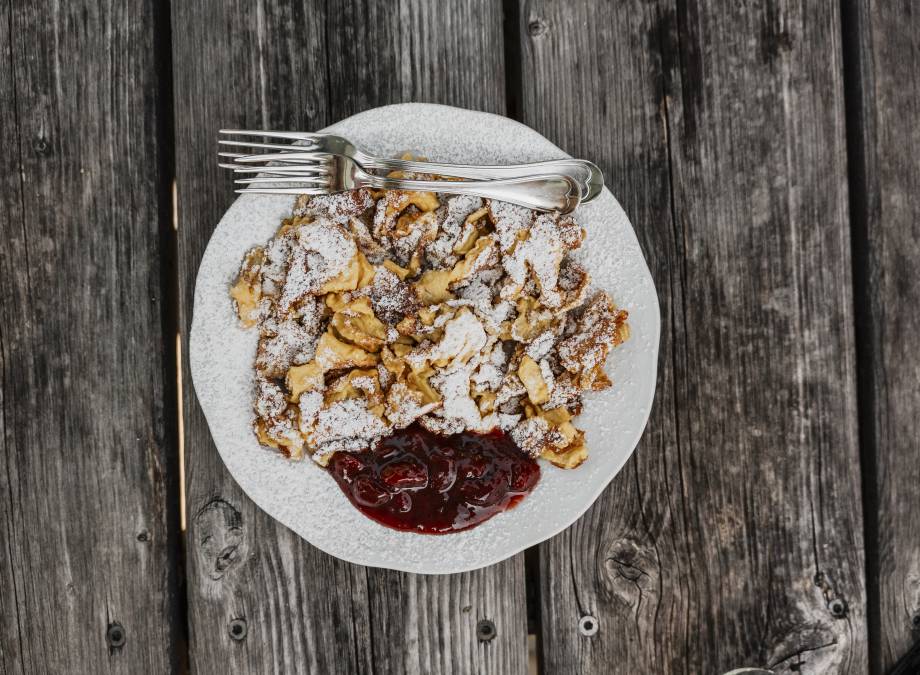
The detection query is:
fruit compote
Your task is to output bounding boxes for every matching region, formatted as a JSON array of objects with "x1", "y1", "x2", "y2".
[{"x1": 327, "y1": 423, "x2": 540, "y2": 534}]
